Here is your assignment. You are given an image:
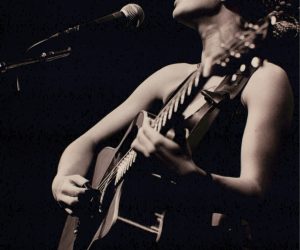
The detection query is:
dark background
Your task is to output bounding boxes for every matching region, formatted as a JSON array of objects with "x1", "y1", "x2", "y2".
[
  {"x1": 0, "y1": 1, "x2": 298, "y2": 249},
  {"x1": 0, "y1": 1, "x2": 200, "y2": 249}
]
